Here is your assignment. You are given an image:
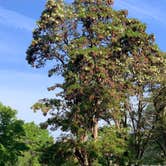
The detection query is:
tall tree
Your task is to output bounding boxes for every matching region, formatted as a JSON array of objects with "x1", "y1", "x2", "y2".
[{"x1": 26, "y1": 0, "x2": 166, "y2": 165}]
